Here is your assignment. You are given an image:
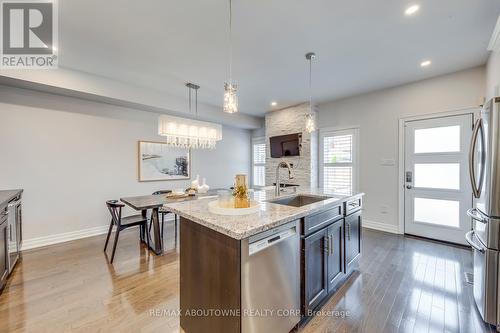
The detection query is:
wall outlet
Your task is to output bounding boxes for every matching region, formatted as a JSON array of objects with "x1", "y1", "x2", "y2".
[{"x1": 380, "y1": 205, "x2": 389, "y2": 214}]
